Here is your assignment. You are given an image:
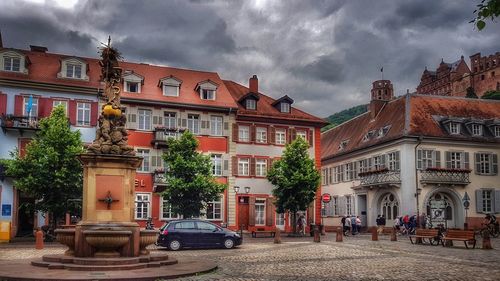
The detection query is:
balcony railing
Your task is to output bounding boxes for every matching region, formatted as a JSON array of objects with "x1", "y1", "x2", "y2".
[
  {"x1": 1, "y1": 115, "x2": 39, "y2": 134},
  {"x1": 152, "y1": 169, "x2": 168, "y2": 193},
  {"x1": 151, "y1": 127, "x2": 185, "y2": 148},
  {"x1": 420, "y1": 168, "x2": 471, "y2": 186},
  {"x1": 359, "y1": 169, "x2": 401, "y2": 187}
]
